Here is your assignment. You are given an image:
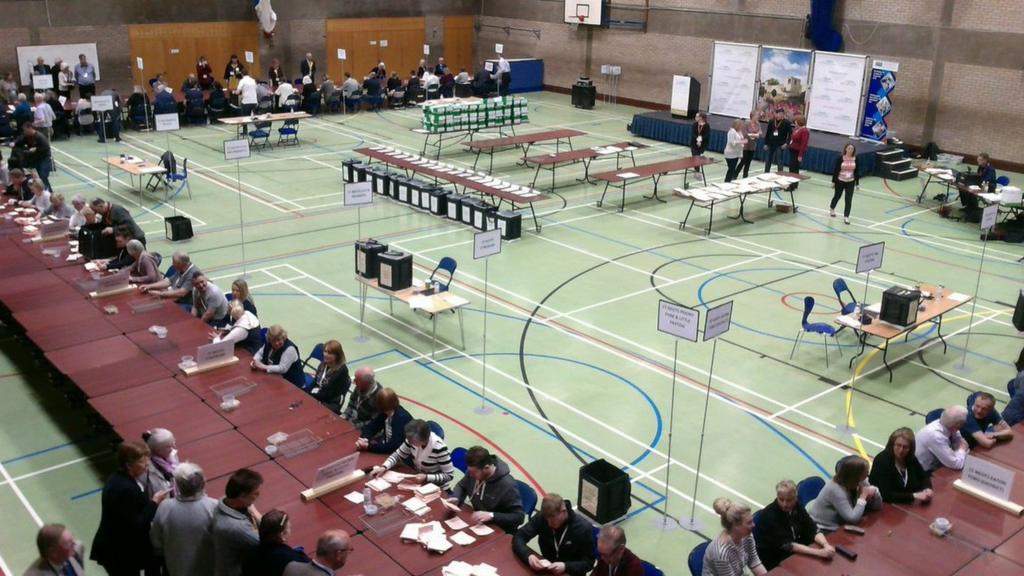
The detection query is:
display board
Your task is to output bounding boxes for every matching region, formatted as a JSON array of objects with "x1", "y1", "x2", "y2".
[
  {"x1": 806, "y1": 51, "x2": 868, "y2": 136},
  {"x1": 757, "y1": 46, "x2": 811, "y2": 121},
  {"x1": 564, "y1": 0, "x2": 605, "y2": 25},
  {"x1": 17, "y1": 43, "x2": 100, "y2": 86},
  {"x1": 861, "y1": 59, "x2": 898, "y2": 141},
  {"x1": 708, "y1": 42, "x2": 759, "y2": 119}
]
